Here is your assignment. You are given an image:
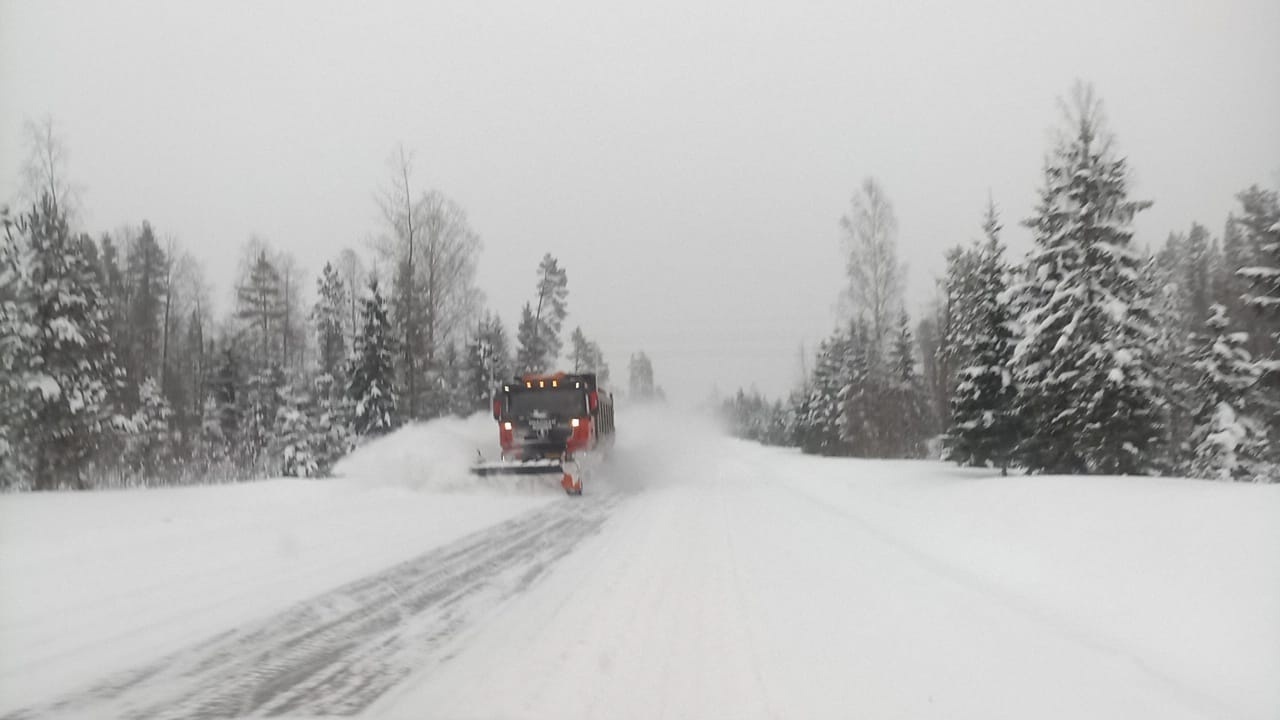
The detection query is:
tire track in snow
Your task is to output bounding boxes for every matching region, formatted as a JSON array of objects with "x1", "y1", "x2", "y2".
[{"x1": 4, "y1": 493, "x2": 621, "y2": 720}]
